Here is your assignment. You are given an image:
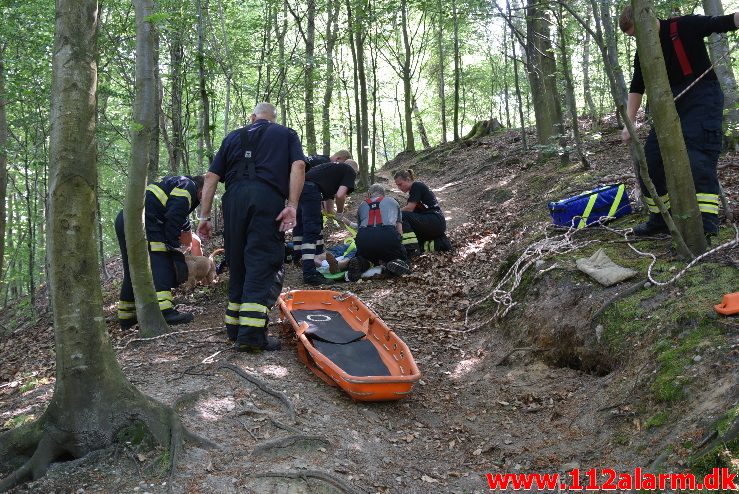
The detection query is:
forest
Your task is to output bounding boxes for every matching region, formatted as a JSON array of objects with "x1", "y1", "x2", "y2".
[{"x1": 0, "y1": 0, "x2": 738, "y2": 491}]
